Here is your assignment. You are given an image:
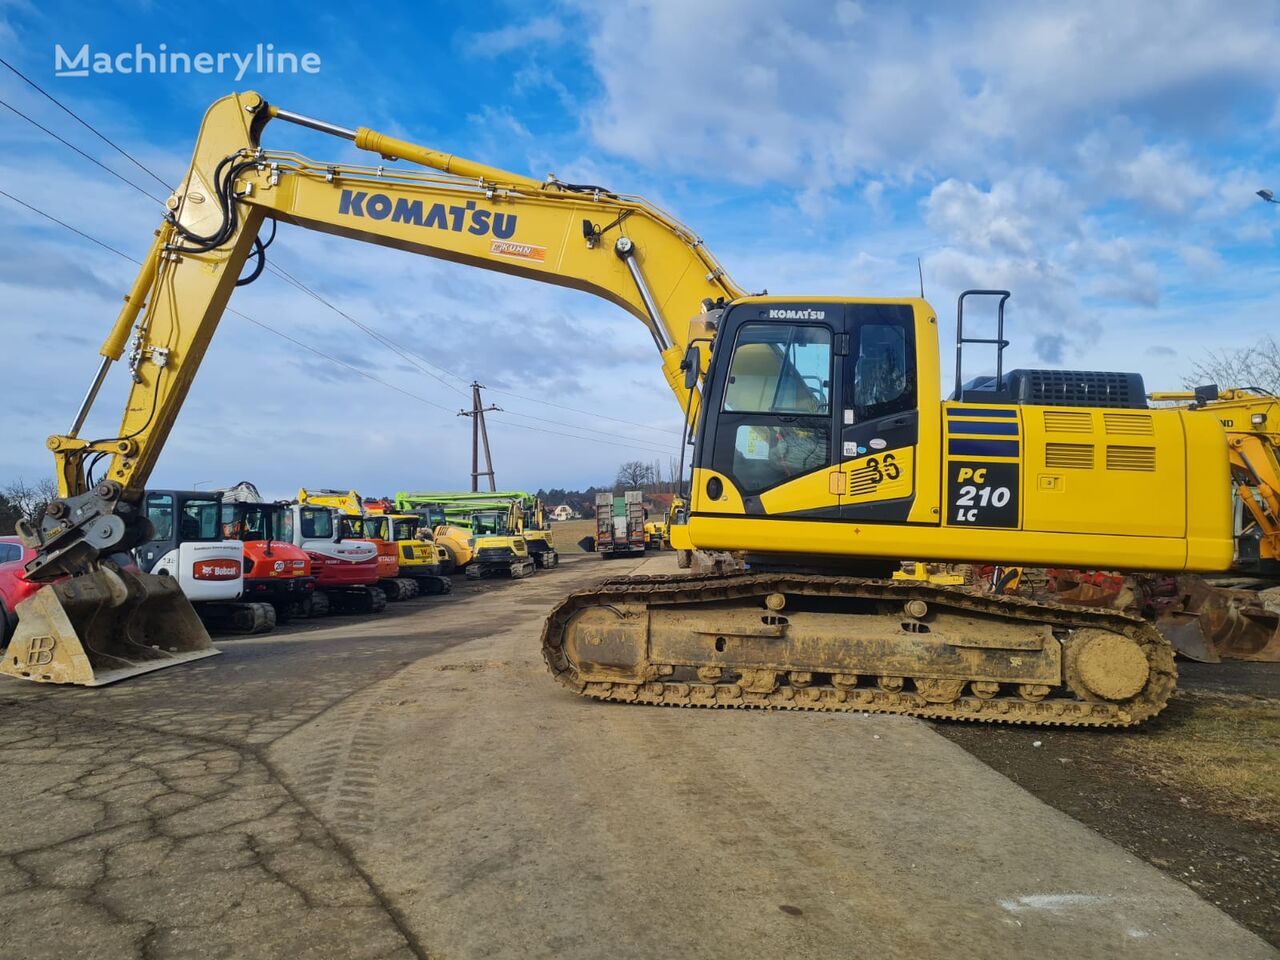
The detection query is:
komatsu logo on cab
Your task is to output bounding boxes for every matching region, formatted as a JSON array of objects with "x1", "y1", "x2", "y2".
[
  {"x1": 768, "y1": 308, "x2": 826, "y2": 320},
  {"x1": 338, "y1": 189, "x2": 517, "y2": 239}
]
